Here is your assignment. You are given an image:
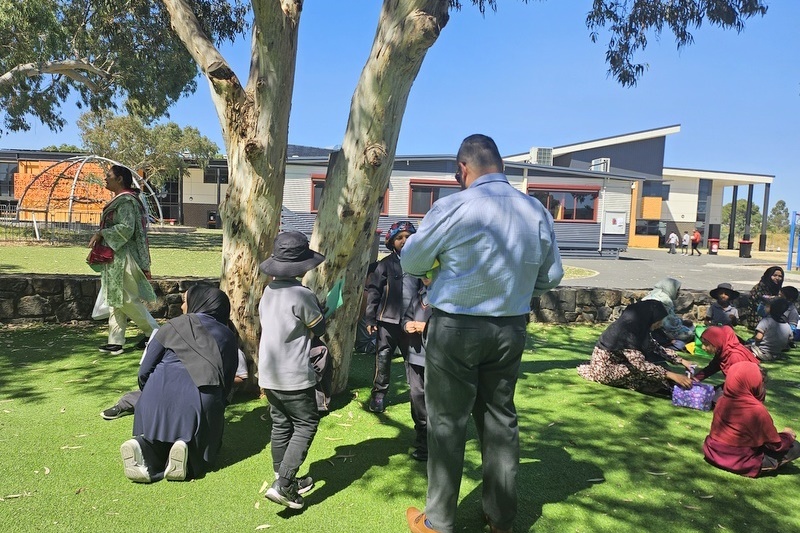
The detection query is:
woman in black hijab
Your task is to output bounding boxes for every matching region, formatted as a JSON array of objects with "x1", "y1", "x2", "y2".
[
  {"x1": 120, "y1": 285, "x2": 238, "y2": 483},
  {"x1": 577, "y1": 300, "x2": 694, "y2": 393},
  {"x1": 747, "y1": 266, "x2": 784, "y2": 330}
]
